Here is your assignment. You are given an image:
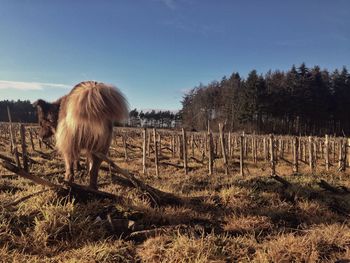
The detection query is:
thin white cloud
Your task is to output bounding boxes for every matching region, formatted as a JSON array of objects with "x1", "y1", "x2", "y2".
[{"x1": 0, "y1": 80, "x2": 70, "y2": 91}]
